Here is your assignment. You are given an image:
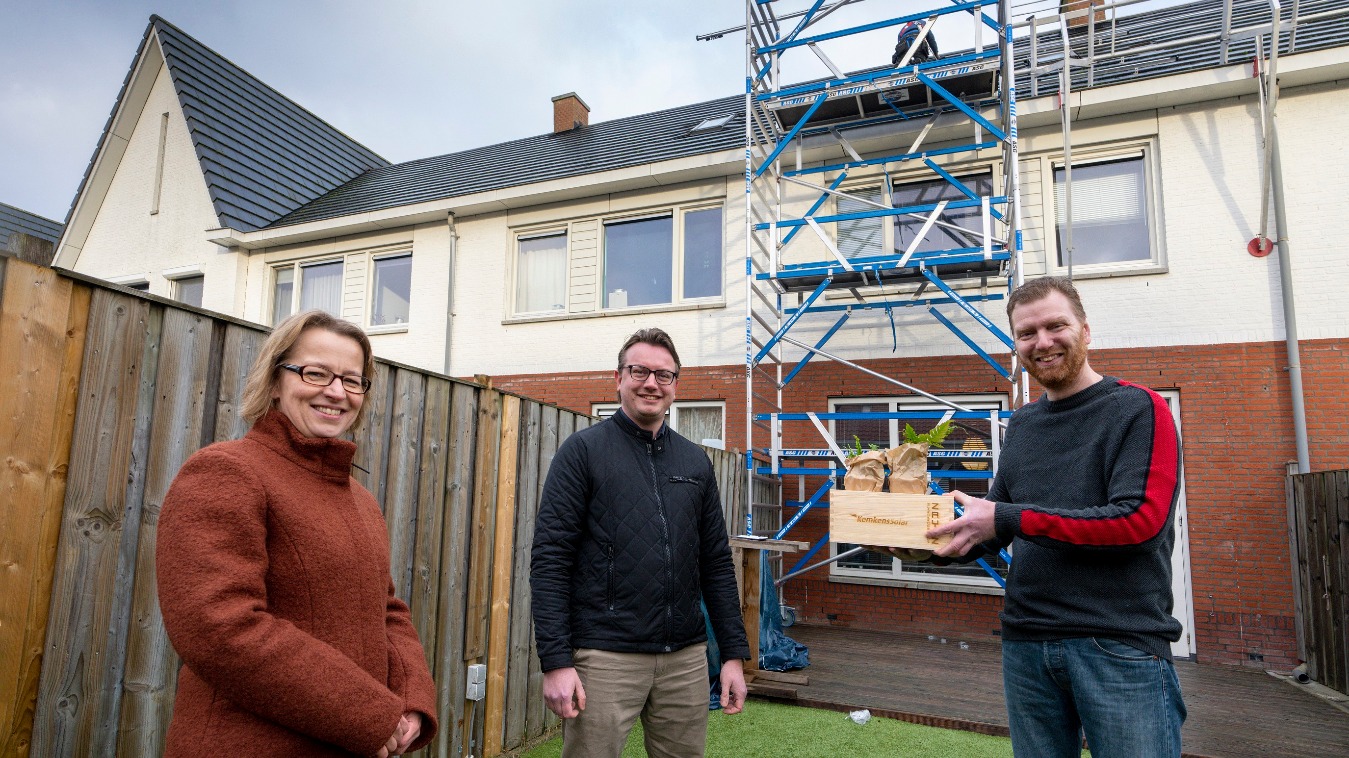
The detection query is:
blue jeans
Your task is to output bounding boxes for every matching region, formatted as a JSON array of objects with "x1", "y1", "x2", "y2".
[{"x1": 1002, "y1": 638, "x2": 1186, "y2": 758}]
